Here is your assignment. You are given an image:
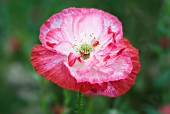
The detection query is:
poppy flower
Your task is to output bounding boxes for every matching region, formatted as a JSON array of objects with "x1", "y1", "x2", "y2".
[{"x1": 31, "y1": 7, "x2": 140, "y2": 97}]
